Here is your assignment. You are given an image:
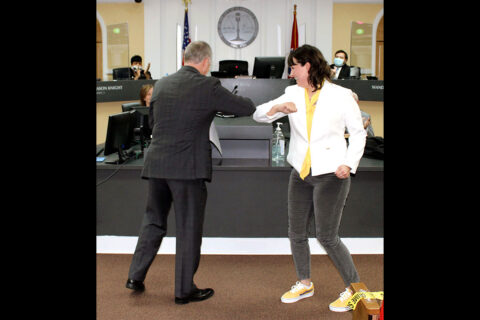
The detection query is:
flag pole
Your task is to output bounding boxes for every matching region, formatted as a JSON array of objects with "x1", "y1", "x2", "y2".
[
  {"x1": 183, "y1": 0, "x2": 191, "y2": 11},
  {"x1": 288, "y1": 4, "x2": 298, "y2": 78},
  {"x1": 181, "y1": 0, "x2": 192, "y2": 66}
]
